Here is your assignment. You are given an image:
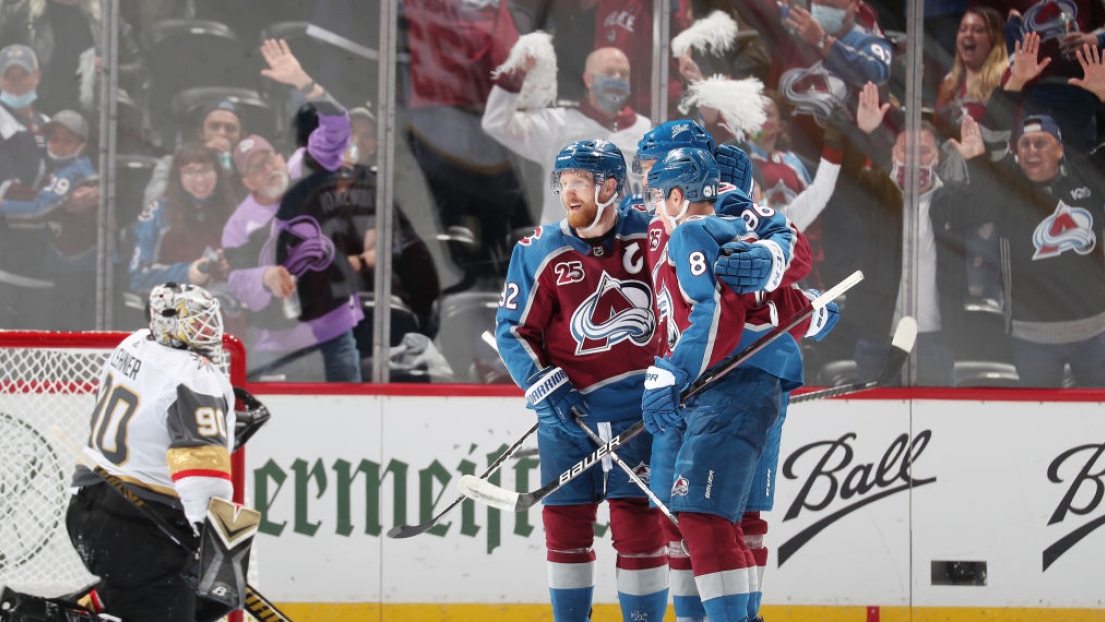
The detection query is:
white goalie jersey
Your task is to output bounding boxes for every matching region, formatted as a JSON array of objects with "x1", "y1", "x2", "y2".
[{"x1": 79, "y1": 330, "x2": 236, "y2": 521}]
